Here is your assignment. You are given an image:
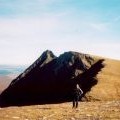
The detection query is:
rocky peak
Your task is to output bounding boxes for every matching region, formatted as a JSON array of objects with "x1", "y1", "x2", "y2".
[
  {"x1": 54, "y1": 51, "x2": 95, "y2": 77},
  {"x1": 10, "y1": 50, "x2": 56, "y2": 86},
  {"x1": 38, "y1": 50, "x2": 56, "y2": 67}
]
